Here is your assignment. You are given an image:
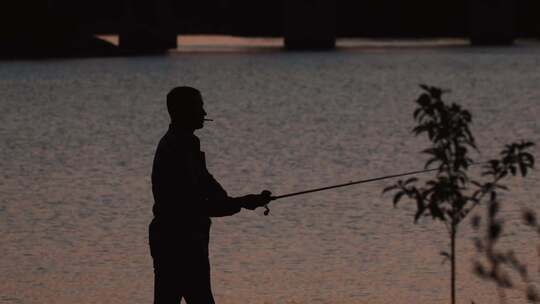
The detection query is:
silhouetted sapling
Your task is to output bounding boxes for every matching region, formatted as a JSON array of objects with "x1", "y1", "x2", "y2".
[
  {"x1": 472, "y1": 142, "x2": 538, "y2": 303},
  {"x1": 383, "y1": 85, "x2": 535, "y2": 304}
]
